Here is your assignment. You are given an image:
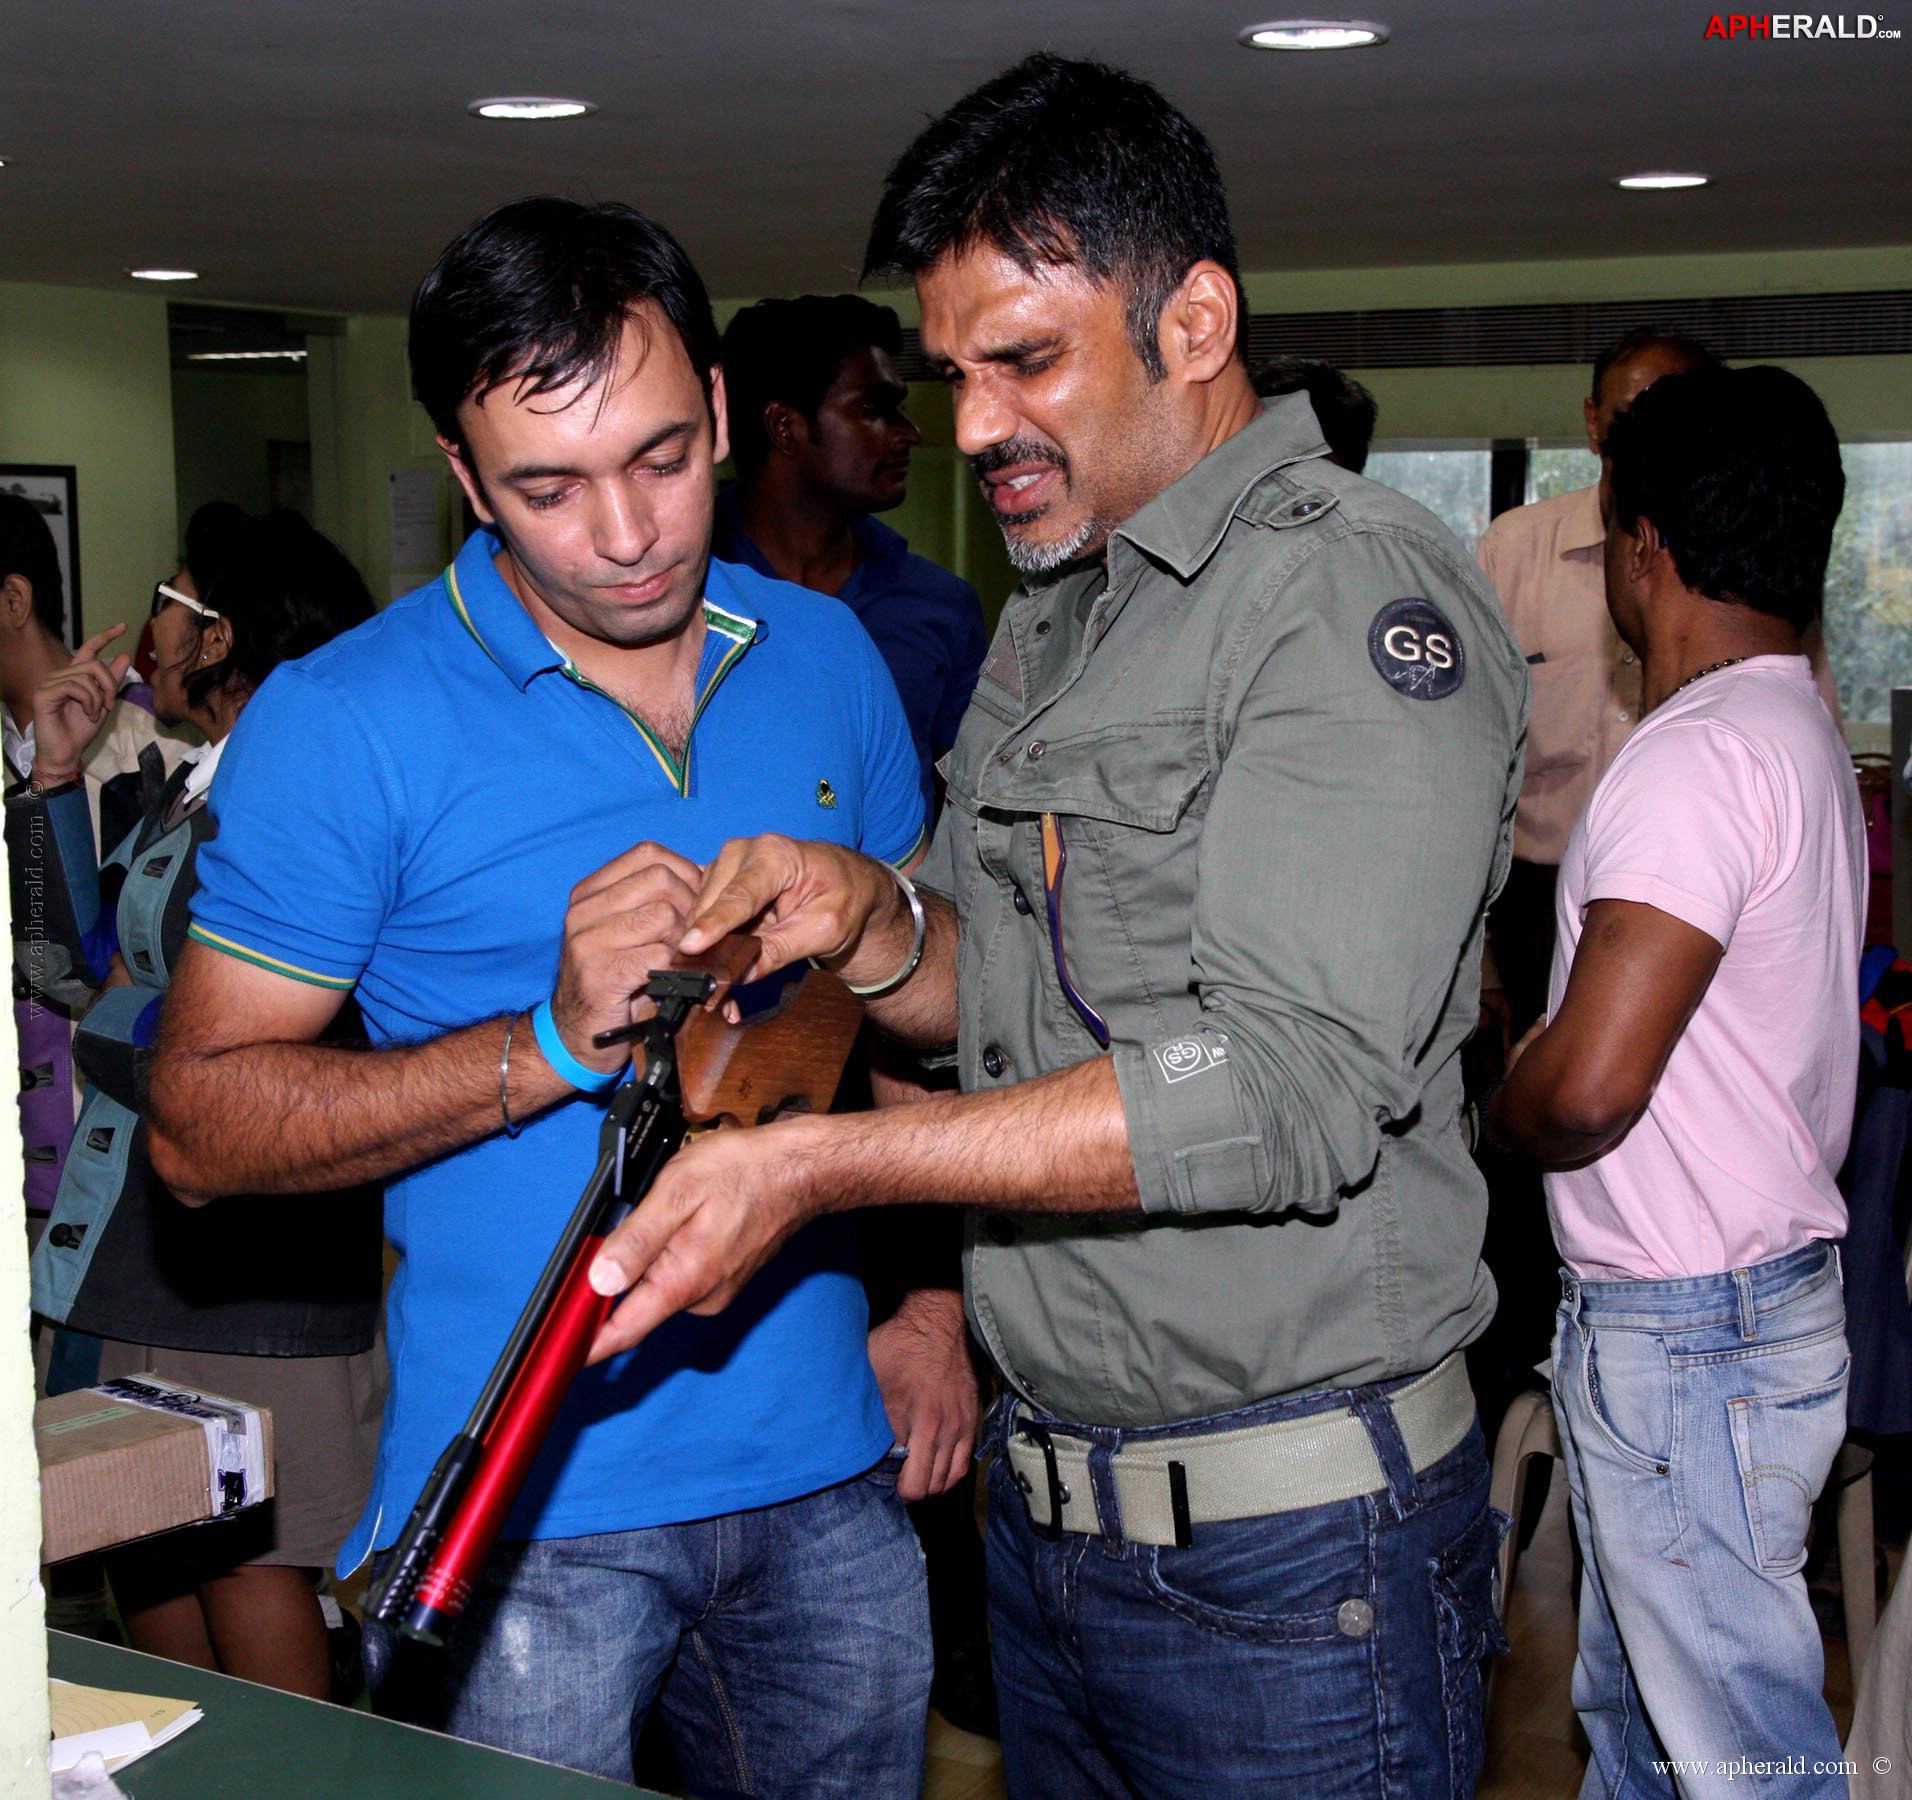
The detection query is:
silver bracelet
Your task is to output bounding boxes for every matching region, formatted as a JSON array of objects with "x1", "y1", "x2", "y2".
[
  {"x1": 845, "y1": 866, "x2": 927, "y2": 999},
  {"x1": 500, "y1": 1009, "x2": 525, "y2": 1139}
]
